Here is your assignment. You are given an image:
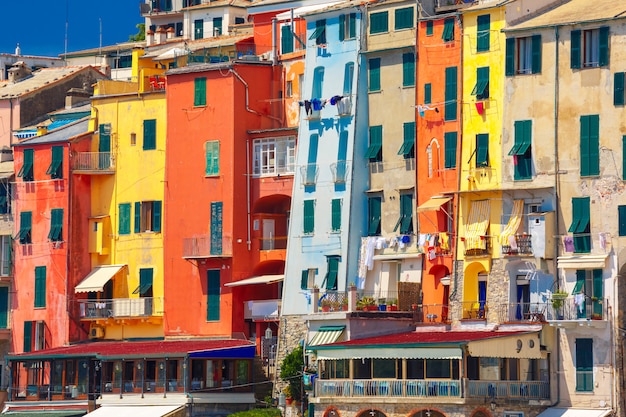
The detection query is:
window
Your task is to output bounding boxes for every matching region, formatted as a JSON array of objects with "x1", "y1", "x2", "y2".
[
  {"x1": 194, "y1": 19, "x2": 203, "y2": 39},
  {"x1": 571, "y1": 27, "x2": 609, "y2": 69},
  {"x1": 343, "y1": 62, "x2": 354, "y2": 96},
  {"x1": 133, "y1": 268, "x2": 154, "y2": 298},
  {"x1": 477, "y1": 14, "x2": 490, "y2": 52},
  {"x1": 303, "y1": 200, "x2": 315, "y2": 234},
  {"x1": 331, "y1": 199, "x2": 342, "y2": 232},
  {"x1": 34, "y1": 266, "x2": 46, "y2": 308},
  {"x1": 0, "y1": 287, "x2": 7, "y2": 328},
  {"x1": 213, "y1": 17, "x2": 222, "y2": 36},
  {"x1": 134, "y1": 201, "x2": 162, "y2": 233},
  {"x1": 119, "y1": 203, "x2": 131, "y2": 235},
  {"x1": 444, "y1": 132, "x2": 457, "y2": 169},
  {"x1": 304, "y1": 134, "x2": 319, "y2": 185},
  {"x1": 194, "y1": 77, "x2": 206, "y2": 106},
  {"x1": 325, "y1": 256, "x2": 339, "y2": 290},
  {"x1": 575, "y1": 338, "x2": 593, "y2": 392},
  {"x1": 19, "y1": 211, "x2": 32, "y2": 244},
  {"x1": 366, "y1": 126, "x2": 383, "y2": 162},
  {"x1": 568, "y1": 197, "x2": 590, "y2": 253},
  {"x1": 335, "y1": 131, "x2": 348, "y2": 183},
  {"x1": 471, "y1": 66, "x2": 489, "y2": 100},
  {"x1": 286, "y1": 80, "x2": 292, "y2": 97},
  {"x1": 300, "y1": 269, "x2": 317, "y2": 289},
  {"x1": 309, "y1": 19, "x2": 326, "y2": 45},
  {"x1": 368, "y1": 196, "x2": 382, "y2": 236},
  {"x1": 18, "y1": 148, "x2": 34, "y2": 182},
  {"x1": 615, "y1": 72, "x2": 625, "y2": 106},
  {"x1": 207, "y1": 270, "x2": 220, "y2": 321},
  {"x1": 580, "y1": 115, "x2": 599, "y2": 177},
  {"x1": 394, "y1": 193, "x2": 413, "y2": 234},
  {"x1": 210, "y1": 202, "x2": 222, "y2": 255},
  {"x1": 23, "y1": 321, "x2": 32, "y2": 353},
  {"x1": 0, "y1": 236, "x2": 10, "y2": 276},
  {"x1": 476, "y1": 133, "x2": 489, "y2": 167},
  {"x1": 143, "y1": 119, "x2": 157, "y2": 150},
  {"x1": 0, "y1": 182, "x2": 10, "y2": 214},
  {"x1": 444, "y1": 67, "x2": 457, "y2": 121},
  {"x1": 572, "y1": 269, "x2": 603, "y2": 319},
  {"x1": 370, "y1": 11, "x2": 388, "y2": 34},
  {"x1": 281, "y1": 25, "x2": 294, "y2": 54},
  {"x1": 253, "y1": 137, "x2": 295, "y2": 176},
  {"x1": 424, "y1": 83, "x2": 432, "y2": 104},
  {"x1": 48, "y1": 208, "x2": 63, "y2": 242},
  {"x1": 339, "y1": 13, "x2": 356, "y2": 41},
  {"x1": 368, "y1": 58, "x2": 381, "y2": 92},
  {"x1": 402, "y1": 52, "x2": 415, "y2": 87},
  {"x1": 425, "y1": 20, "x2": 433, "y2": 36},
  {"x1": 395, "y1": 7, "x2": 414, "y2": 30},
  {"x1": 205, "y1": 140, "x2": 220, "y2": 175},
  {"x1": 398, "y1": 122, "x2": 415, "y2": 158},
  {"x1": 46, "y1": 146, "x2": 63, "y2": 179},
  {"x1": 623, "y1": 135, "x2": 626, "y2": 180},
  {"x1": 312, "y1": 66, "x2": 324, "y2": 99},
  {"x1": 442, "y1": 17, "x2": 455, "y2": 42},
  {"x1": 509, "y1": 120, "x2": 532, "y2": 180},
  {"x1": 506, "y1": 35, "x2": 542, "y2": 75}
]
